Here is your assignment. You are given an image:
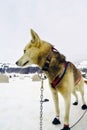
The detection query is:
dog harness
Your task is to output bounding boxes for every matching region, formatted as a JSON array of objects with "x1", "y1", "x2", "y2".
[
  {"x1": 51, "y1": 62, "x2": 82, "y2": 89},
  {"x1": 75, "y1": 74, "x2": 81, "y2": 86},
  {"x1": 51, "y1": 62, "x2": 69, "y2": 88}
]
